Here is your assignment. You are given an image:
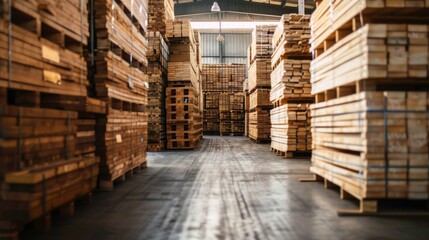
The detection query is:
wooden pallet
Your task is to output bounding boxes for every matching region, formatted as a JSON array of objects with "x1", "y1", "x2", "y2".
[
  {"x1": 301, "y1": 174, "x2": 429, "y2": 216},
  {"x1": 311, "y1": 91, "x2": 429, "y2": 200},
  {"x1": 0, "y1": 18, "x2": 88, "y2": 97},
  {"x1": 311, "y1": 23, "x2": 429, "y2": 95},
  {"x1": 166, "y1": 85, "x2": 203, "y2": 150},
  {"x1": 311, "y1": 0, "x2": 429, "y2": 56},
  {"x1": 0, "y1": 155, "x2": 99, "y2": 238},
  {"x1": 147, "y1": 143, "x2": 165, "y2": 152},
  {"x1": 270, "y1": 148, "x2": 312, "y2": 159},
  {"x1": 98, "y1": 160, "x2": 147, "y2": 191},
  {"x1": 96, "y1": 108, "x2": 148, "y2": 188}
]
